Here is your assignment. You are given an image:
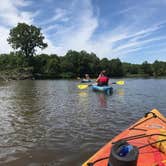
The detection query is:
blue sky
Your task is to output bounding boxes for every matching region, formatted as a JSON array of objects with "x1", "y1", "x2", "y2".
[{"x1": 0, "y1": 0, "x2": 166, "y2": 63}]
